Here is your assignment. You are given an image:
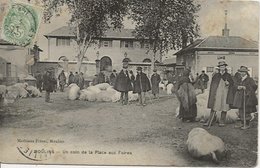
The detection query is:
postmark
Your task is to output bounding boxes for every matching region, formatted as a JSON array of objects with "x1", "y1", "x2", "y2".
[
  {"x1": 1, "y1": 3, "x2": 40, "y2": 46},
  {"x1": 17, "y1": 146, "x2": 54, "y2": 161}
]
